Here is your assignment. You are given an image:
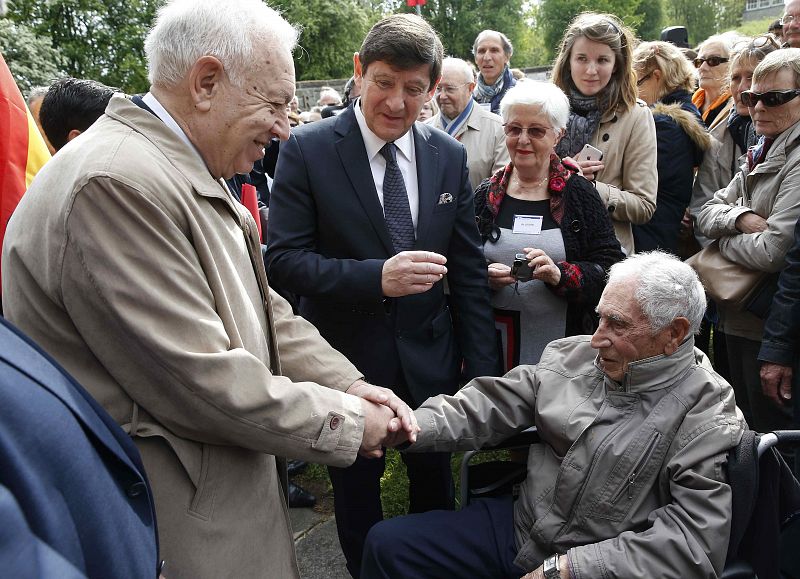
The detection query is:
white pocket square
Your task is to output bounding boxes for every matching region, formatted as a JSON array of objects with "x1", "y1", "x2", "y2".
[{"x1": 437, "y1": 193, "x2": 453, "y2": 205}]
